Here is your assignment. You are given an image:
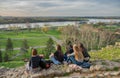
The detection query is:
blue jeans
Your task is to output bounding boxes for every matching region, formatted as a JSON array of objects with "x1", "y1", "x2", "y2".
[
  {"x1": 64, "y1": 53, "x2": 68, "y2": 61},
  {"x1": 50, "y1": 56, "x2": 61, "y2": 64},
  {"x1": 67, "y1": 55, "x2": 91, "y2": 68},
  {"x1": 67, "y1": 55, "x2": 83, "y2": 65}
]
